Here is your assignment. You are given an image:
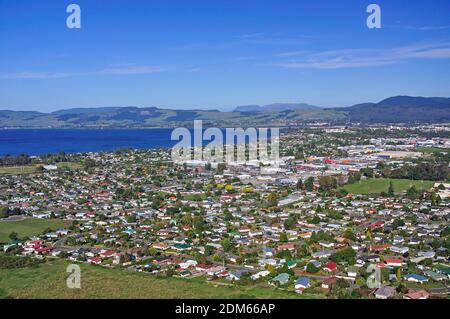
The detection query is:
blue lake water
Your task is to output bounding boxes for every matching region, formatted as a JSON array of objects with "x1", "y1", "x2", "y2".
[
  {"x1": 0, "y1": 129, "x2": 179, "y2": 156},
  {"x1": 0, "y1": 128, "x2": 279, "y2": 156}
]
